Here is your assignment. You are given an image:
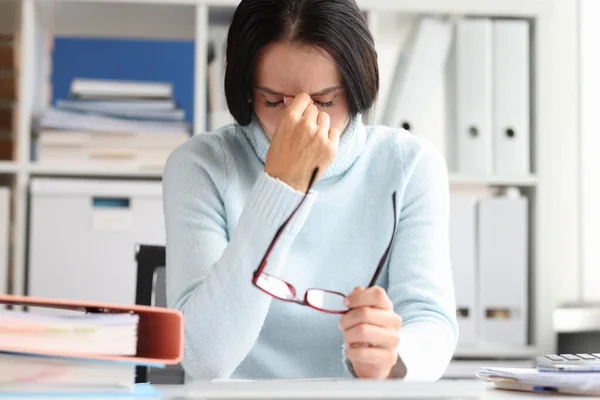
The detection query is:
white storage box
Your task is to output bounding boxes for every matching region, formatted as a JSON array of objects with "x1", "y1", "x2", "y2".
[
  {"x1": 0, "y1": 187, "x2": 9, "y2": 295},
  {"x1": 28, "y1": 178, "x2": 164, "y2": 307}
]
